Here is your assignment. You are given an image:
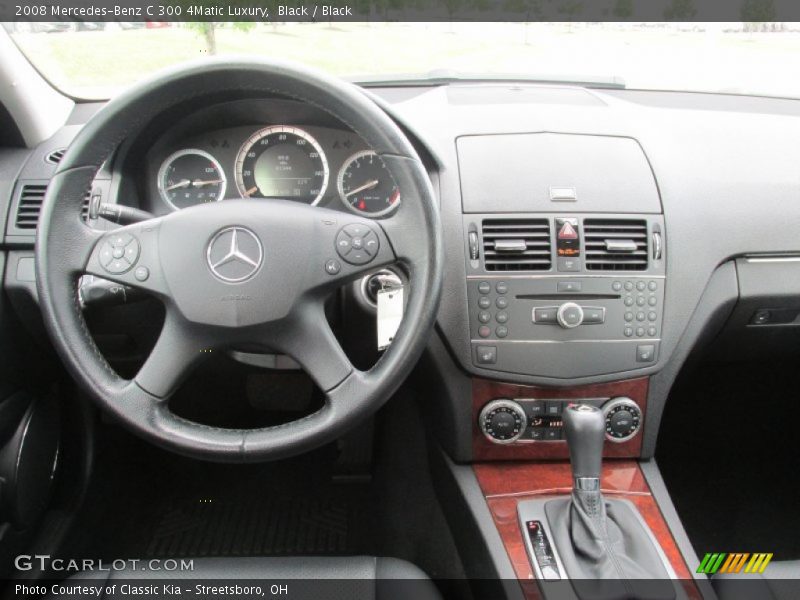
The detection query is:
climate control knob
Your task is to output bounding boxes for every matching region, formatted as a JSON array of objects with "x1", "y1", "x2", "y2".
[
  {"x1": 479, "y1": 399, "x2": 527, "y2": 444},
  {"x1": 557, "y1": 302, "x2": 584, "y2": 329},
  {"x1": 602, "y1": 397, "x2": 642, "y2": 442}
]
